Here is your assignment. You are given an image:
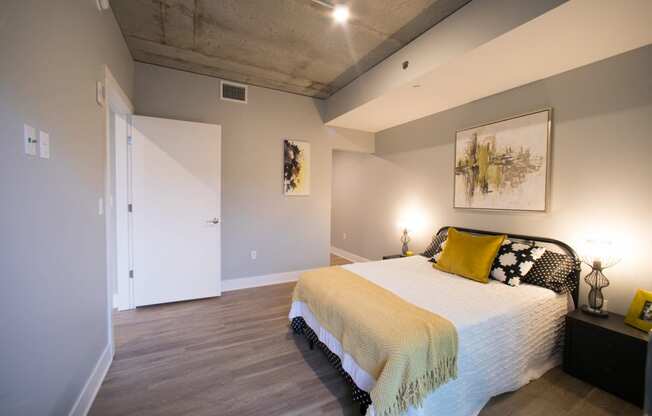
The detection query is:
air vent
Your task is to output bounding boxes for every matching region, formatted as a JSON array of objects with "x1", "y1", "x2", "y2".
[{"x1": 220, "y1": 81, "x2": 247, "y2": 103}]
